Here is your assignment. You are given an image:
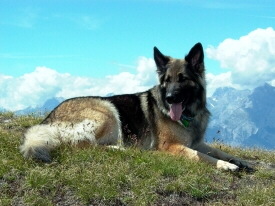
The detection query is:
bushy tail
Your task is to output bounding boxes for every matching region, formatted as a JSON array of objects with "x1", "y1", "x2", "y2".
[{"x1": 20, "y1": 125, "x2": 61, "y2": 162}]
